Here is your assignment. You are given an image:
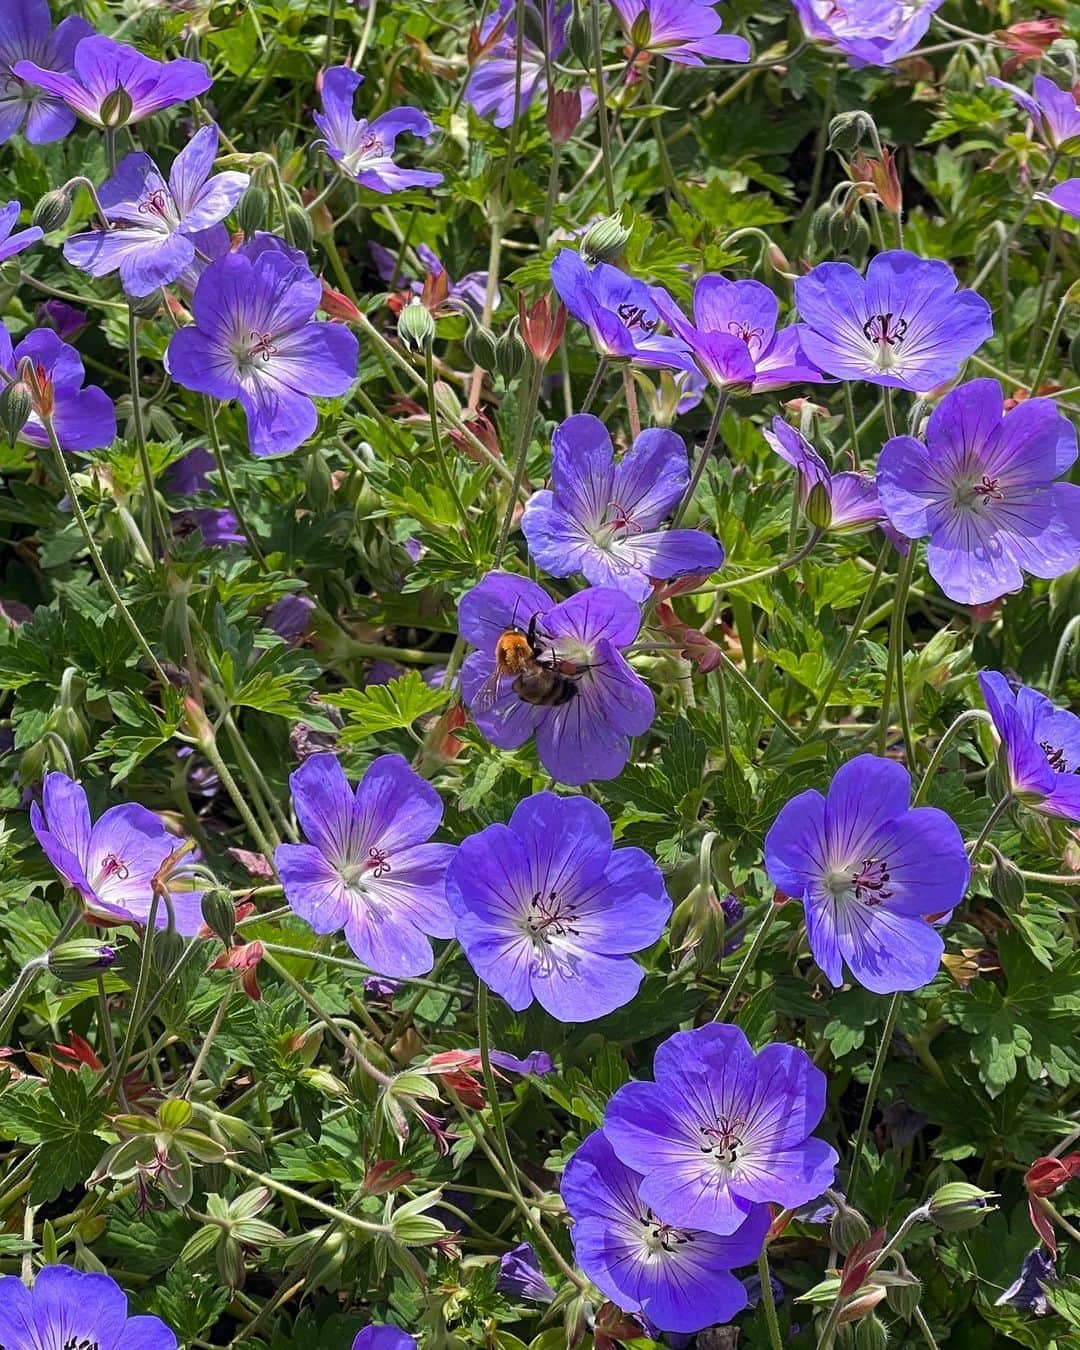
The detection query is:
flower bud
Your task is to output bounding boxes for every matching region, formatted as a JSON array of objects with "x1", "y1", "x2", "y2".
[
  {"x1": 927, "y1": 1182, "x2": 996, "y2": 1231},
  {"x1": 200, "y1": 888, "x2": 237, "y2": 944},
  {"x1": 805, "y1": 479, "x2": 833, "y2": 531},
  {"x1": 547, "y1": 88, "x2": 582, "y2": 145},
  {"x1": 31, "y1": 187, "x2": 72, "y2": 233},
  {"x1": 809, "y1": 202, "x2": 834, "y2": 254},
  {"x1": 828, "y1": 110, "x2": 876, "y2": 152},
  {"x1": 629, "y1": 11, "x2": 652, "y2": 48},
  {"x1": 853, "y1": 1314, "x2": 888, "y2": 1350},
  {"x1": 828, "y1": 207, "x2": 871, "y2": 262},
  {"x1": 397, "y1": 297, "x2": 435, "y2": 353},
  {"x1": 581, "y1": 212, "x2": 632, "y2": 265},
  {"x1": 829, "y1": 1203, "x2": 872, "y2": 1253},
  {"x1": 885, "y1": 1275, "x2": 922, "y2": 1323},
  {"x1": 463, "y1": 315, "x2": 499, "y2": 371},
  {"x1": 0, "y1": 379, "x2": 34, "y2": 443},
  {"x1": 127, "y1": 289, "x2": 164, "y2": 318},
  {"x1": 286, "y1": 202, "x2": 313, "y2": 252},
  {"x1": 237, "y1": 185, "x2": 268, "y2": 239},
  {"x1": 100, "y1": 86, "x2": 134, "y2": 128},
  {"x1": 495, "y1": 319, "x2": 527, "y2": 382},
  {"x1": 565, "y1": 14, "x2": 591, "y2": 67},
  {"x1": 988, "y1": 852, "x2": 1025, "y2": 909},
  {"x1": 47, "y1": 940, "x2": 118, "y2": 983}
]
